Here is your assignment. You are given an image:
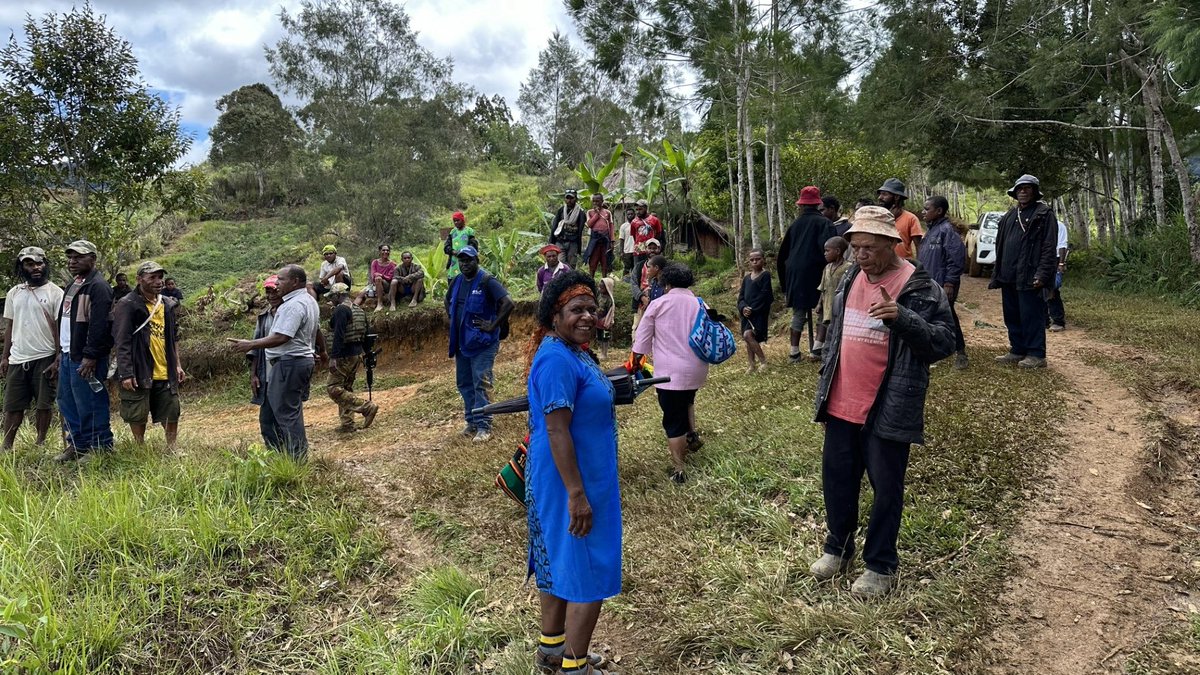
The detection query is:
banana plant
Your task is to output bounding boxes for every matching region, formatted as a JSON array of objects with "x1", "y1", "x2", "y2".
[
  {"x1": 417, "y1": 243, "x2": 448, "y2": 299},
  {"x1": 573, "y1": 143, "x2": 624, "y2": 198},
  {"x1": 479, "y1": 228, "x2": 543, "y2": 288}
]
